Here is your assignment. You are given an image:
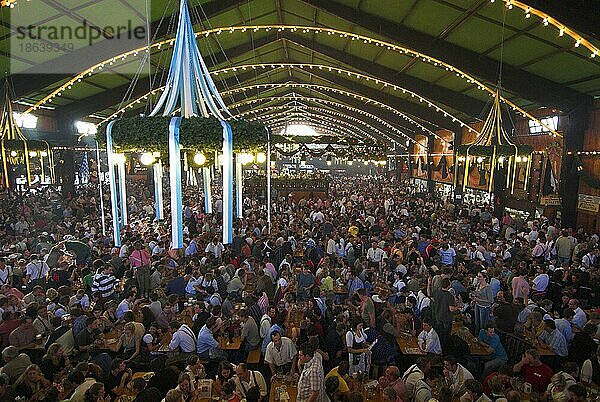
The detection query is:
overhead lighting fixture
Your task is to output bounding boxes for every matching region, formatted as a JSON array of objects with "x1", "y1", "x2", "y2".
[
  {"x1": 76, "y1": 121, "x2": 97, "y2": 135},
  {"x1": 140, "y1": 153, "x2": 155, "y2": 166},
  {"x1": 256, "y1": 152, "x2": 266, "y2": 163},
  {"x1": 13, "y1": 112, "x2": 38, "y2": 129},
  {"x1": 193, "y1": 153, "x2": 206, "y2": 166}
]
